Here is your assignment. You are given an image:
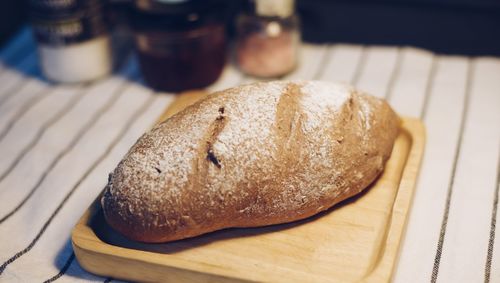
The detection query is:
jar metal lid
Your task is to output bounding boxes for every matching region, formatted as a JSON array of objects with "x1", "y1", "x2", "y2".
[
  {"x1": 31, "y1": 12, "x2": 108, "y2": 46},
  {"x1": 29, "y1": 0, "x2": 105, "y2": 21}
]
